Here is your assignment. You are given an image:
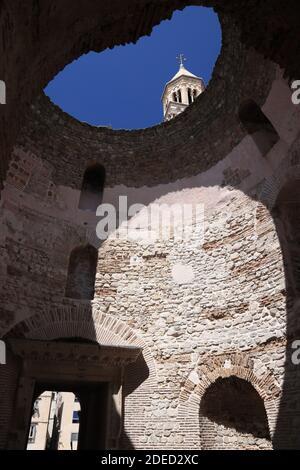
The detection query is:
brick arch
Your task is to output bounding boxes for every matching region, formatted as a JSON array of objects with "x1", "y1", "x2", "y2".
[
  {"x1": 5, "y1": 305, "x2": 157, "y2": 449},
  {"x1": 5, "y1": 305, "x2": 157, "y2": 386},
  {"x1": 6, "y1": 304, "x2": 149, "y2": 354},
  {"x1": 178, "y1": 354, "x2": 280, "y2": 449}
]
